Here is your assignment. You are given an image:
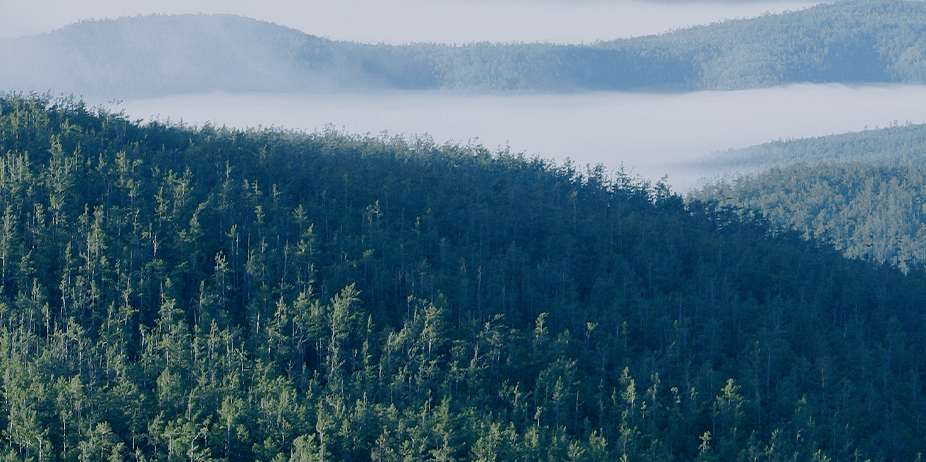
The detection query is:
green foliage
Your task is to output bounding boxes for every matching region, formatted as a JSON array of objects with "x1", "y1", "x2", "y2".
[{"x1": 0, "y1": 93, "x2": 923, "y2": 461}]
